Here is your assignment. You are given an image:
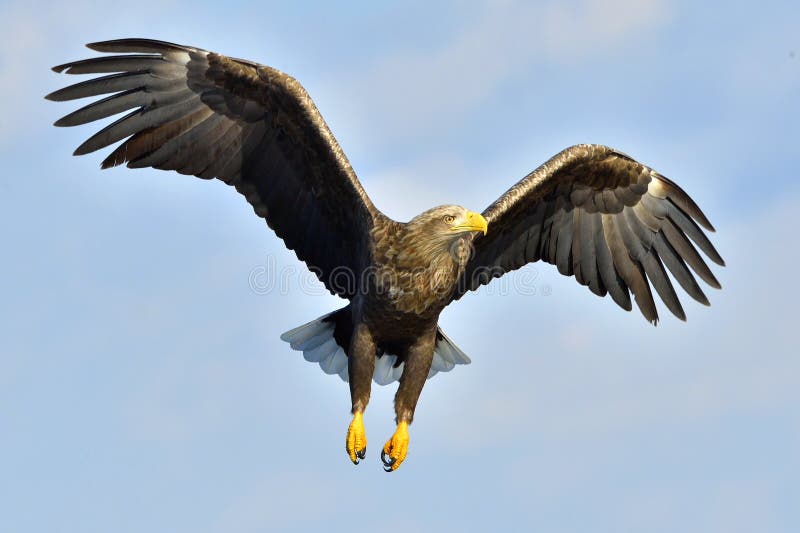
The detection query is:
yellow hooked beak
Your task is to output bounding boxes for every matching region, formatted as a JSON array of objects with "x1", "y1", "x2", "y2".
[{"x1": 452, "y1": 210, "x2": 488, "y2": 235}]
